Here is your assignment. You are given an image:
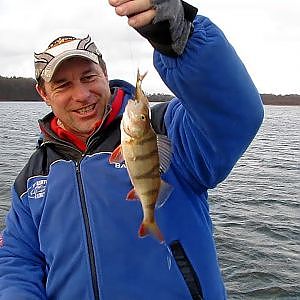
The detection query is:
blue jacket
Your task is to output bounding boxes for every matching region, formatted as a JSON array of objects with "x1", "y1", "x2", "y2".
[{"x1": 0, "y1": 16, "x2": 264, "y2": 299}]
